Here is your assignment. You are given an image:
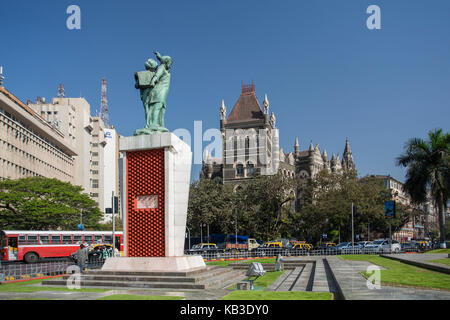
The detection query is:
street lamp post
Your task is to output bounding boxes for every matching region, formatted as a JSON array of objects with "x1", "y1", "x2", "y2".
[
  {"x1": 235, "y1": 207, "x2": 238, "y2": 245},
  {"x1": 186, "y1": 226, "x2": 191, "y2": 250}
]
